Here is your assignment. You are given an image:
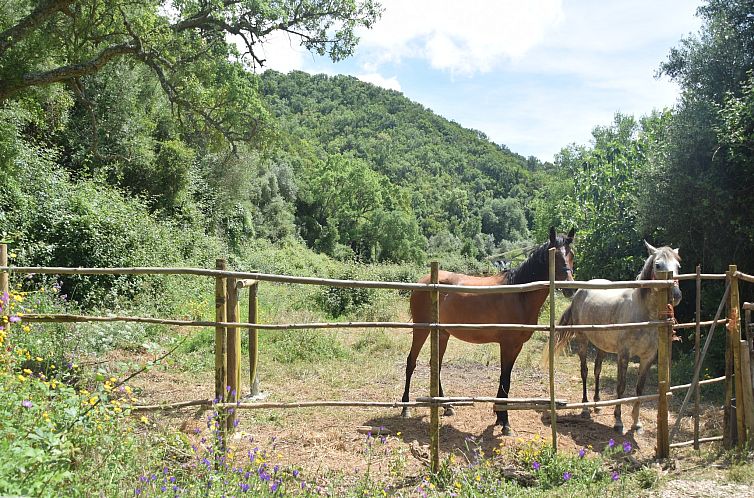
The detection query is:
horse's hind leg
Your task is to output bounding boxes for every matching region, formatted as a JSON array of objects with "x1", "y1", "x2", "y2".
[
  {"x1": 631, "y1": 354, "x2": 654, "y2": 434},
  {"x1": 438, "y1": 331, "x2": 454, "y2": 416},
  {"x1": 401, "y1": 328, "x2": 430, "y2": 418},
  {"x1": 613, "y1": 352, "x2": 629, "y2": 434},
  {"x1": 593, "y1": 349, "x2": 604, "y2": 414},
  {"x1": 578, "y1": 338, "x2": 590, "y2": 418}
]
